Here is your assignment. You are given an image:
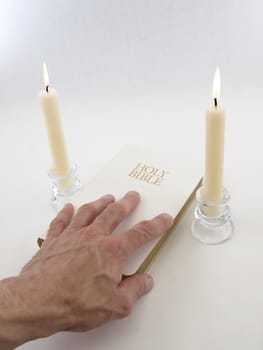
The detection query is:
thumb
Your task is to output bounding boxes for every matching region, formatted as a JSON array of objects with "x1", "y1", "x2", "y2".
[{"x1": 118, "y1": 273, "x2": 154, "y2": 304}]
